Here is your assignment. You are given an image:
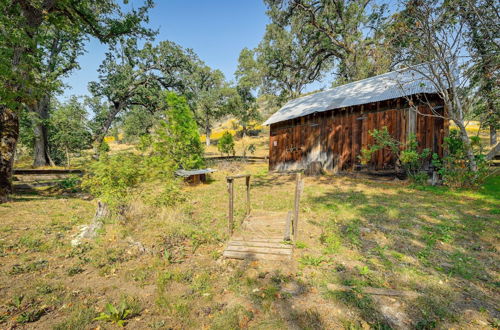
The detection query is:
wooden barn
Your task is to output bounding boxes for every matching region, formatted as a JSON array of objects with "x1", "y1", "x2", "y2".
[{"x1": 264, "y1": 66, "x2": 449, "y2": 172}]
